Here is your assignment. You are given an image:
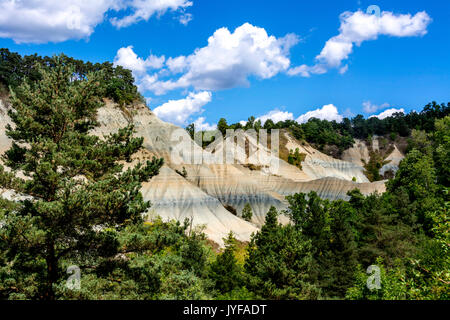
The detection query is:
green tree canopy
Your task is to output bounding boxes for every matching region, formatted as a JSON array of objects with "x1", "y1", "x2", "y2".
[
  {"x1": 241, "y1": 204, "x2": 253, "y2": 222},
  {"x1": 209, "y1": 232, "x2": 243, "y2": 294},
  {"x1": 0, "y1": 56, "x2": 163, "y2": 300}
]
